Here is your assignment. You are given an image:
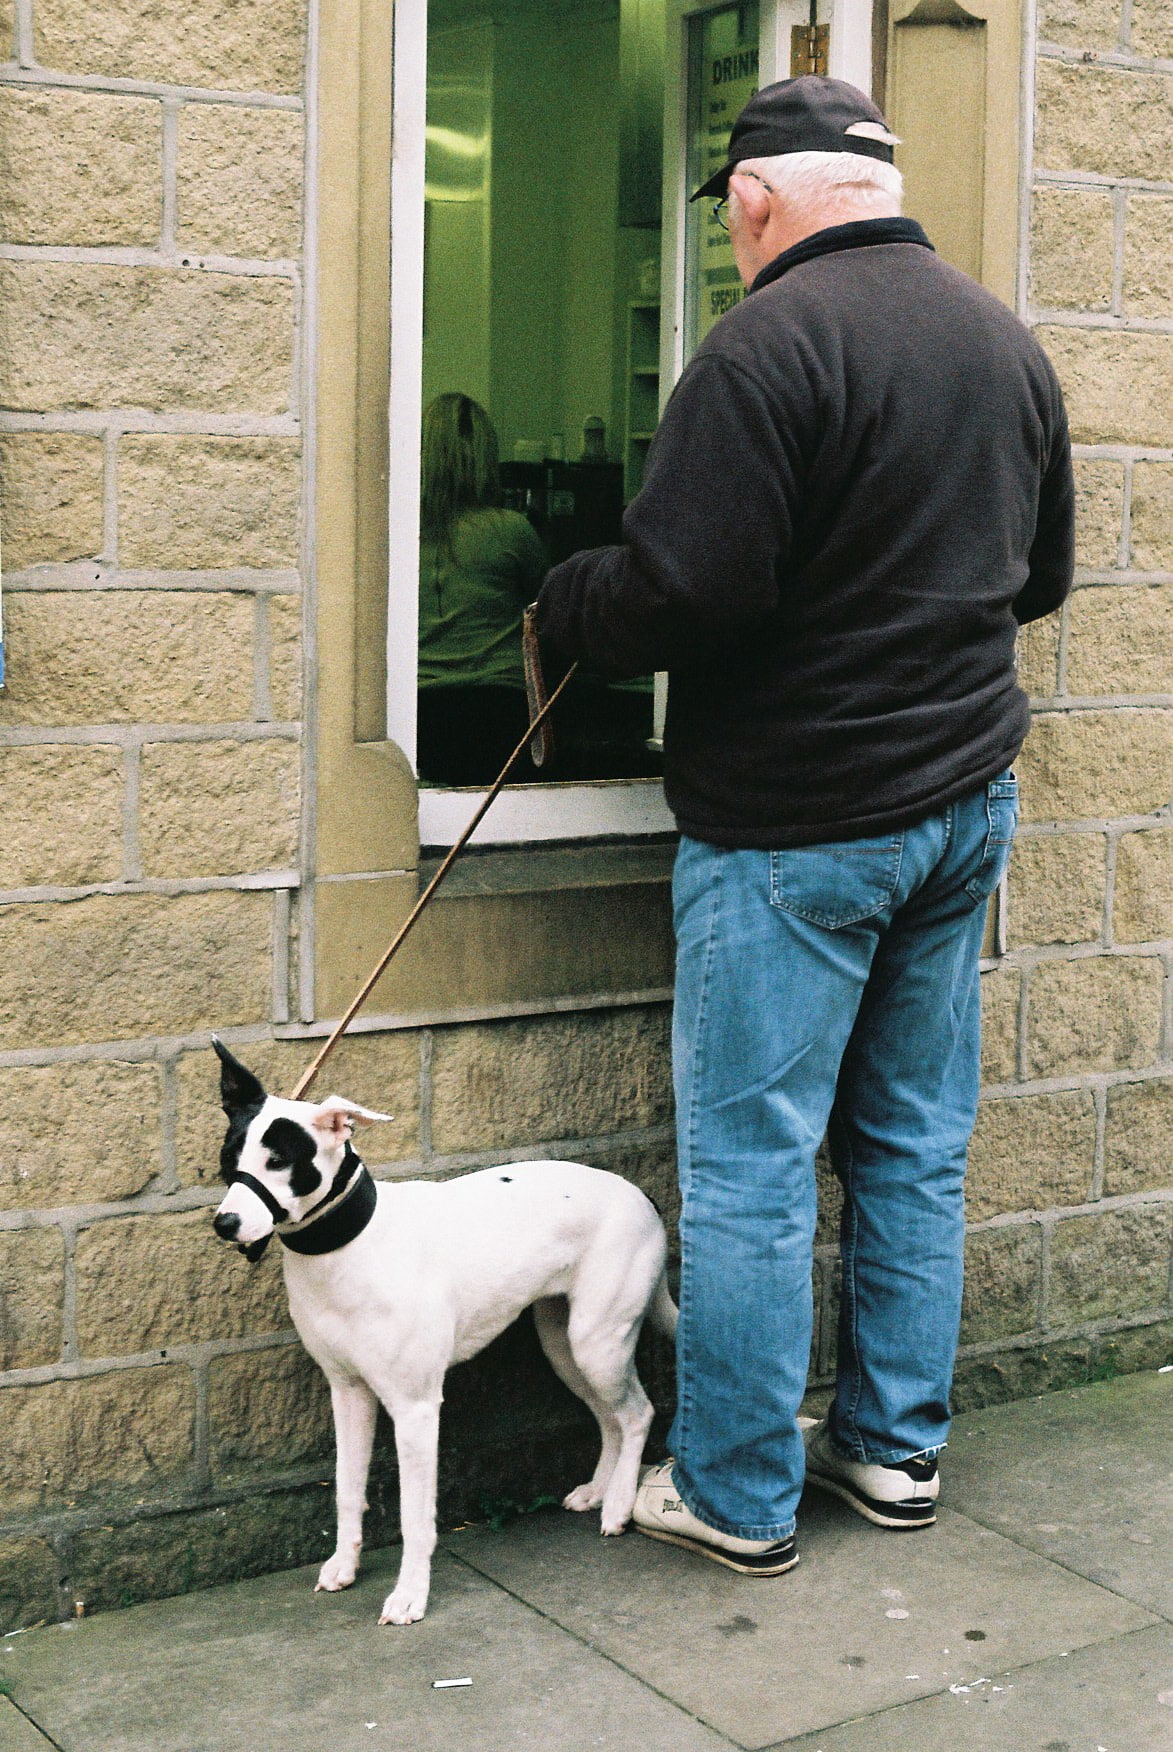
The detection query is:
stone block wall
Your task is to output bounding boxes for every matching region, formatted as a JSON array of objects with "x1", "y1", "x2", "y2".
[
  {"x1": 0, "y1": 0, "x2": 1170, "y2": 1633},
  {"x1": 939, "y1": 0, "x2": 1173, "y2": 1408}
]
